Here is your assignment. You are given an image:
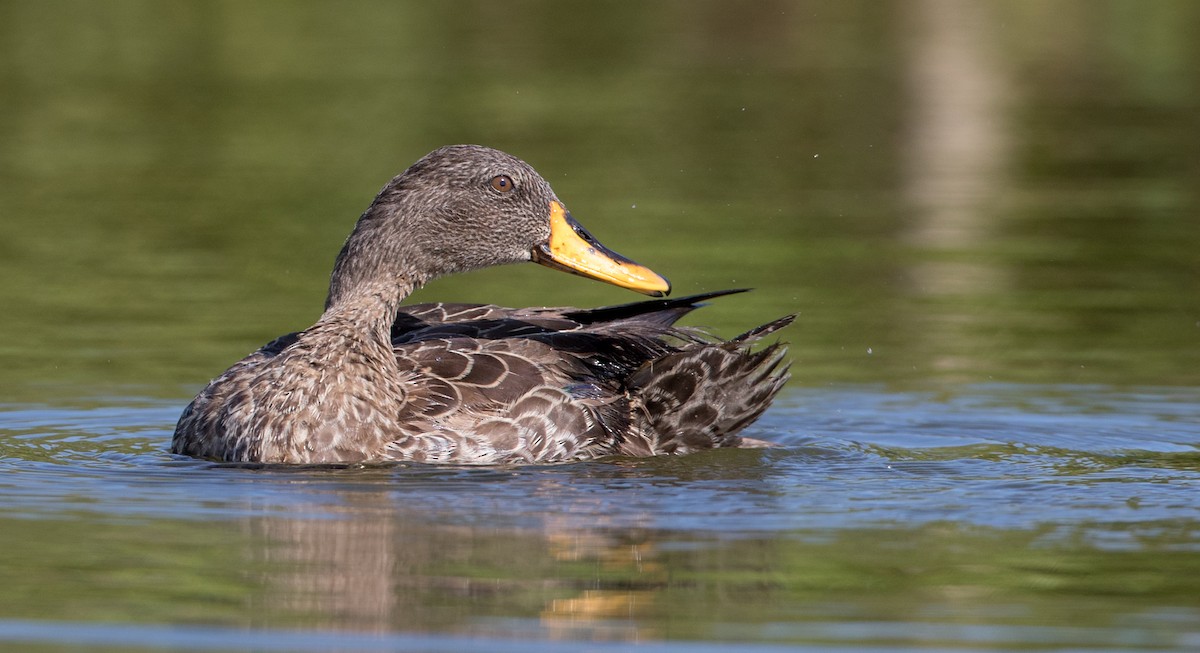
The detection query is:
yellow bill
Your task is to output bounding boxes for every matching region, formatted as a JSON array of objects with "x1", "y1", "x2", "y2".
[{"x1": 532, "y1": 201, "x2": 671, "y2": 297}]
